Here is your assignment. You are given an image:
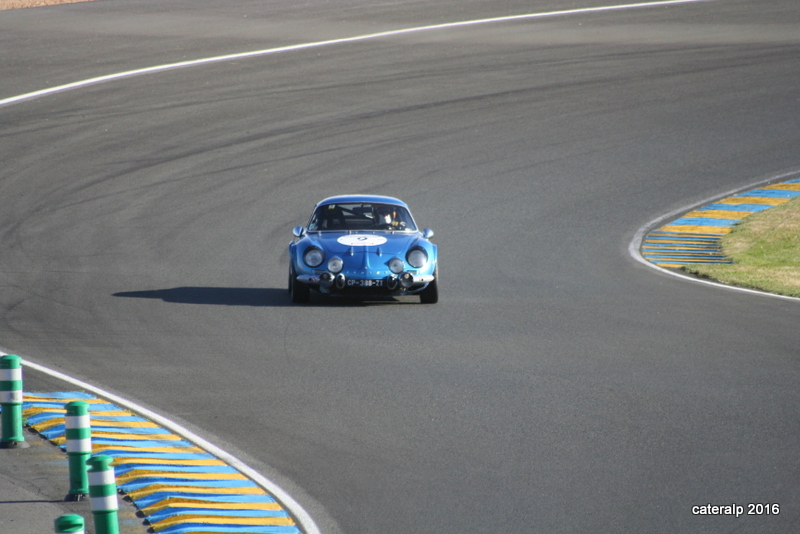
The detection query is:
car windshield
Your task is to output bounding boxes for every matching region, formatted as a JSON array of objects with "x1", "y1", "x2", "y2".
[{"x1": 308, "y1": 202, "x2": 417, "y2": 232}]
